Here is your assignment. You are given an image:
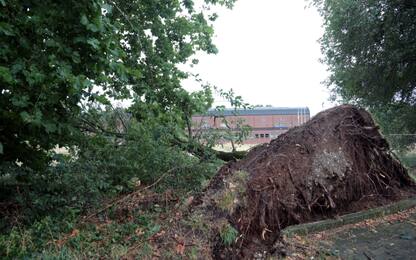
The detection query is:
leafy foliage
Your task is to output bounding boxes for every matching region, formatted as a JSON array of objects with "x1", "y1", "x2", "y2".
[
  {"x1": 0, "y1": 0, "x2": 235, "y2": 168},
  {"x1": 0, "y1": 114, "x2": 224, "y2": 258},
  {"x1": 312, "y1": 0, "x2": 416, "y2": 149},
  {"x1": 370, "y1": 104, "x2": 416, "y2": 151},
  {"x1": 0, "y1": 0, "x2": 245, "y2": 258}
]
